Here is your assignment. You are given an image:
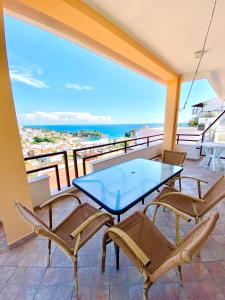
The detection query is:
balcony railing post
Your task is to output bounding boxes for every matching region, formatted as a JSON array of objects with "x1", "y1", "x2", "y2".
[
  {"x1": 176, "y1": 134, "x2": 179, "y2": 144},
  {"x1": 83, "y1": 158, "x2": 86, "y2": 175},
  {"x1": 200, "y1": 133, "x2": 204, "y2": 156},
  {"x1": 147, "y1": 136, "x2": 149, "y2": 147},
  {"x1": 63, "y1": 151, "x2": 70, "y2": 187},
  {"x1": 124, "y1": 141, "x2": 127, "y2": 153},
  {"x1": 55, "y1": 165, "x2": 61, "y2": 191},
  {"x1": 26, "y1": 164, "x2": 61, "y2": 191},
  {"x1": 73, "y1": 150, "x2": 79, "y2": 178}
]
